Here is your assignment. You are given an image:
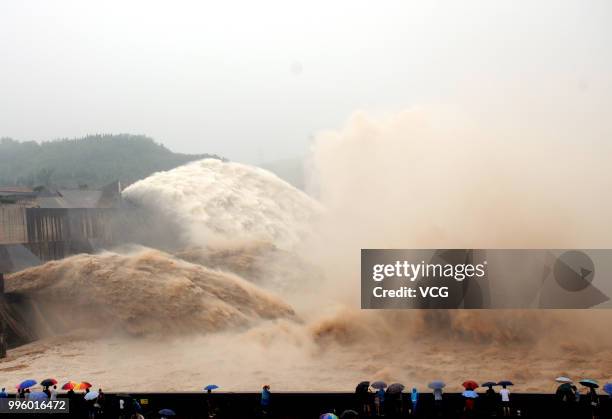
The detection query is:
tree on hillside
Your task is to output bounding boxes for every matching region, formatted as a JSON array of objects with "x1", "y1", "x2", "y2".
[{"x1": 0, "y1": 134, "x2": 224, "y2": 189}]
